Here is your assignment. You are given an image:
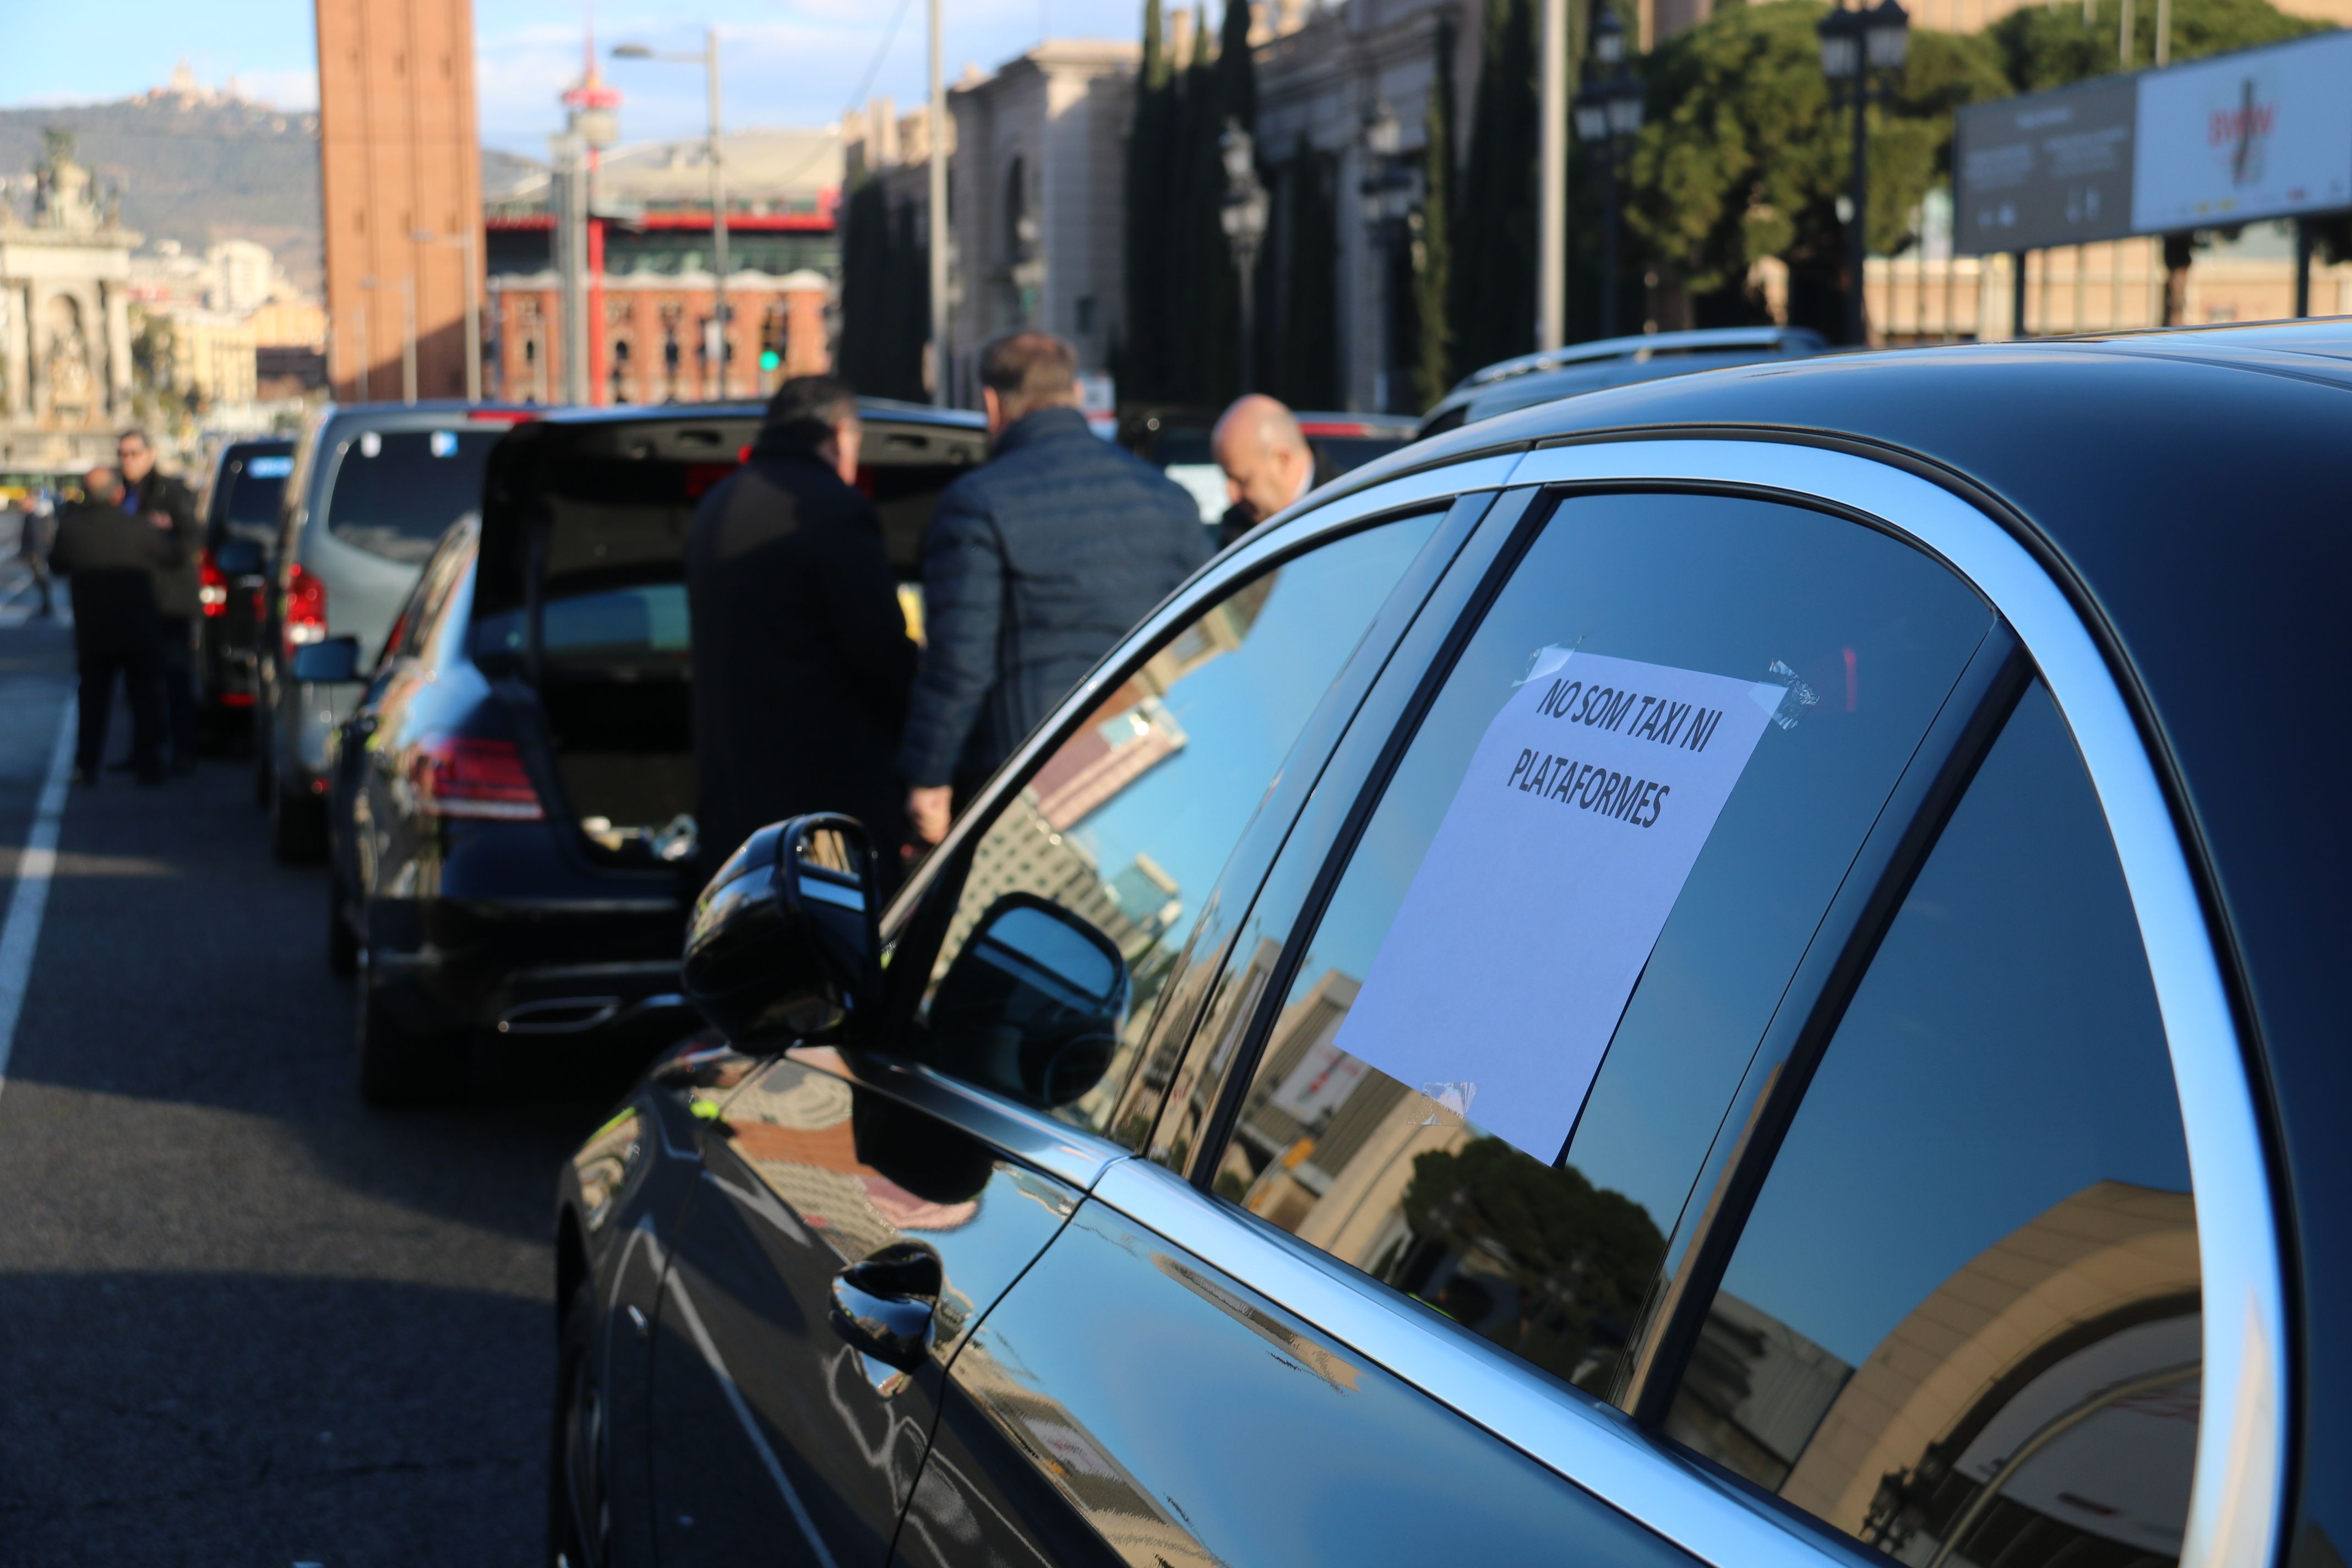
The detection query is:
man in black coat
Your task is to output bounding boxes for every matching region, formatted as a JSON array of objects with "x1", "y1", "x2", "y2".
[
  {"x1": 687, "y1": 375, "x2": 918, "y2": 875},
  {"x1": 51, "y1": 465, "x2": 179, "y2": 786},
  {"x1": 115, "y1": 429, "x2": 201, "y2": 772},
  {"x1": 898, "y1": 331, "x2": 1209, "y2": 845}
]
